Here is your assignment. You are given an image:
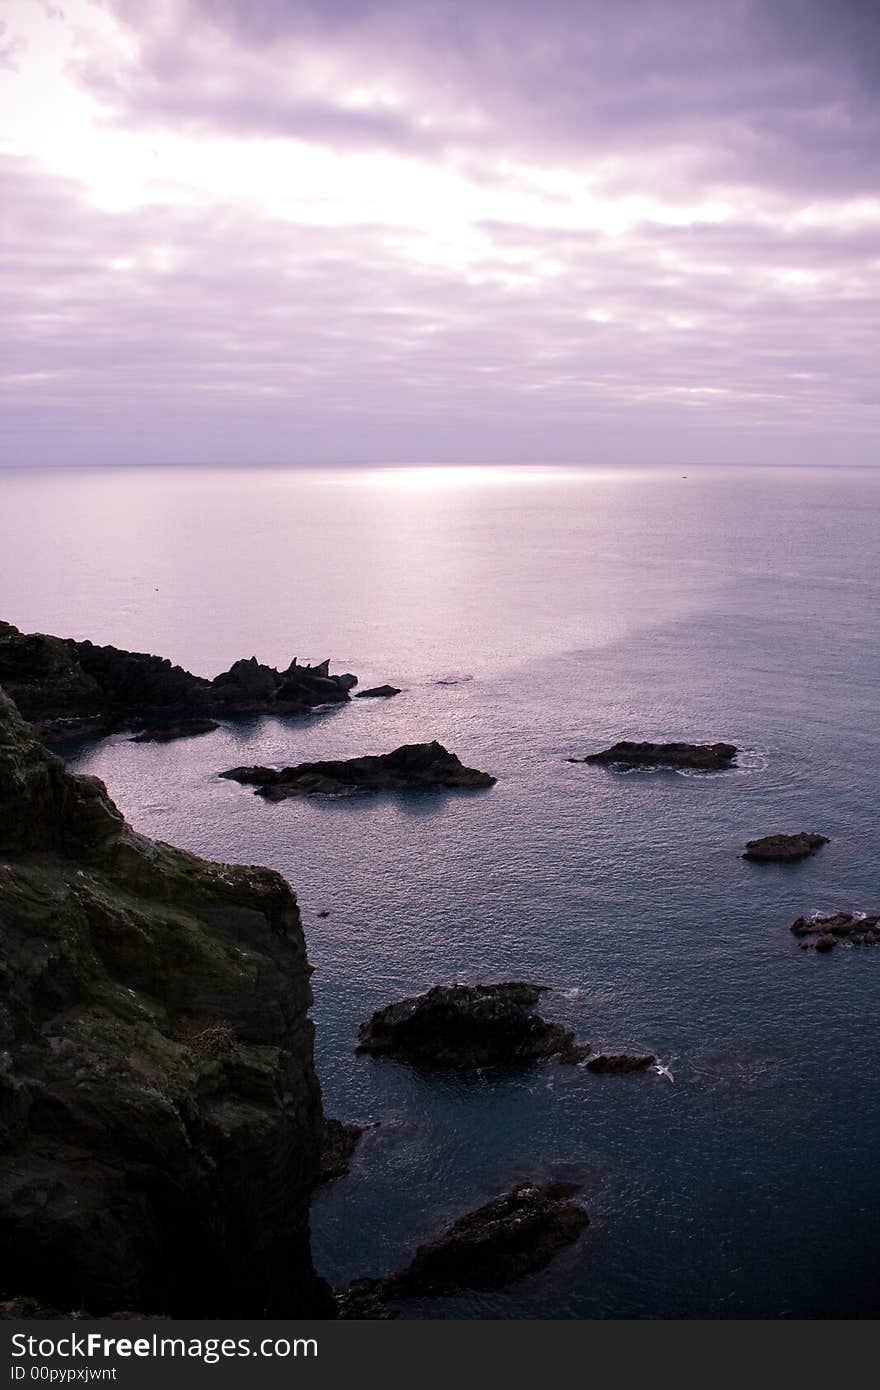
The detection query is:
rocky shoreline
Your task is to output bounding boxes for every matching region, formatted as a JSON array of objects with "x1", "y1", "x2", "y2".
[
  {"x1": 0, "y1": 620, "x2": 364, "y2": 741},
  {"x1": 0, "y1": 614, "x2": 868, "y2": 1320}
]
